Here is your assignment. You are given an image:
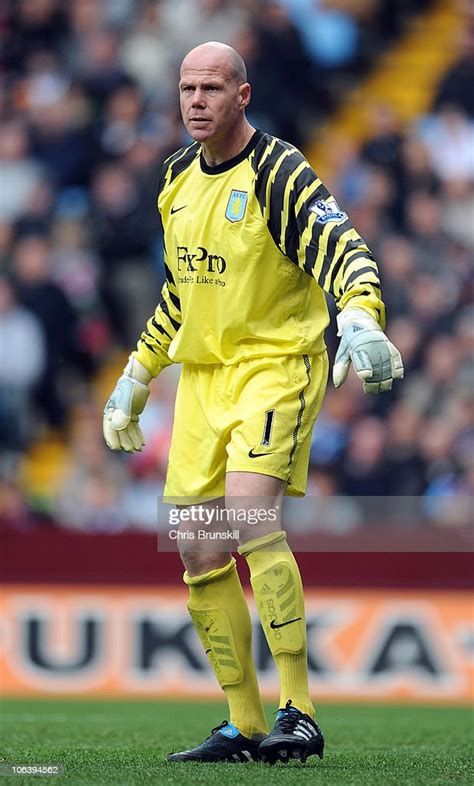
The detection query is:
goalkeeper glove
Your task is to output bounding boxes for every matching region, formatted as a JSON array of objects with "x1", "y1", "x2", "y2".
[
  {"x1": 103, "y1": 356, "x2": 151, "y2": 452},
  {"x1": 333, "y1": 308, "x2": 404, "y2": 394}
]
